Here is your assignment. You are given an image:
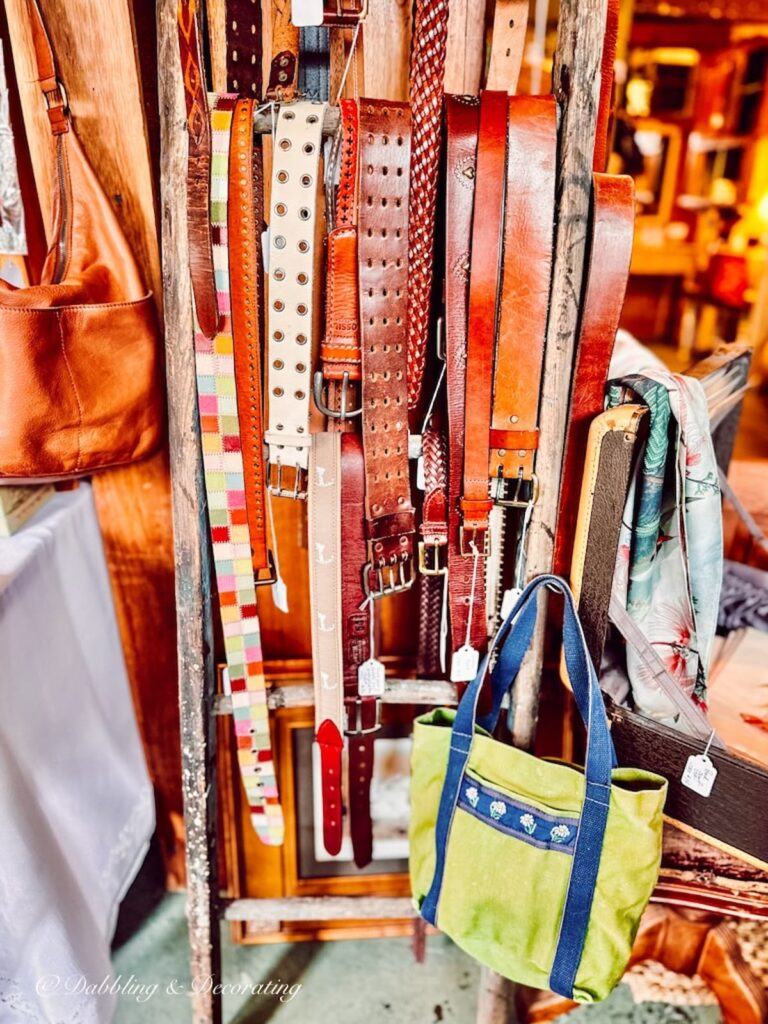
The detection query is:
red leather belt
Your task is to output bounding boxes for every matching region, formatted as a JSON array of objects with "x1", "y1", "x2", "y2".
[
  {"x1": 357, "y1": 99, "x2": 416, "y2": 599},
  {"x1": 226, "y1": 0, "x2": 263, "y2": 96},
  {"x1": 177, "y1": 0, "x2": 218, "y2": 341},
  {"x1": 406, "y1": 0, "x2": 450, "y2": 411},
  {"x1": 459, "y1": 90, "x2": 507, "y2": 558},
  {"x1": 489, "y1": 95, "x2": 556, "y2": 493},
  {"x1": 554, "y1": 173, "x2": 635, "y2": 575},
  {"x1": 444, "y1": 95, "x2": 487, "y2": 670},
  {"x1": 593, "y1": 0, "x2": 620, "y2": 173},
  {"x1": 341, "y1": 433, "x2": 379, "y2": 867}
]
